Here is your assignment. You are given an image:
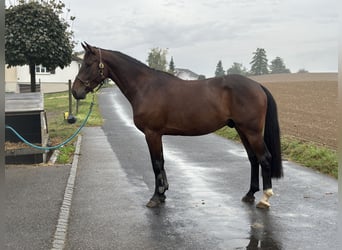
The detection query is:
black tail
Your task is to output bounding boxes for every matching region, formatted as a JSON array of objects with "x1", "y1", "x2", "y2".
[{"x1": 261, "y1": 85, "x2": 283, "y2": 178}]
